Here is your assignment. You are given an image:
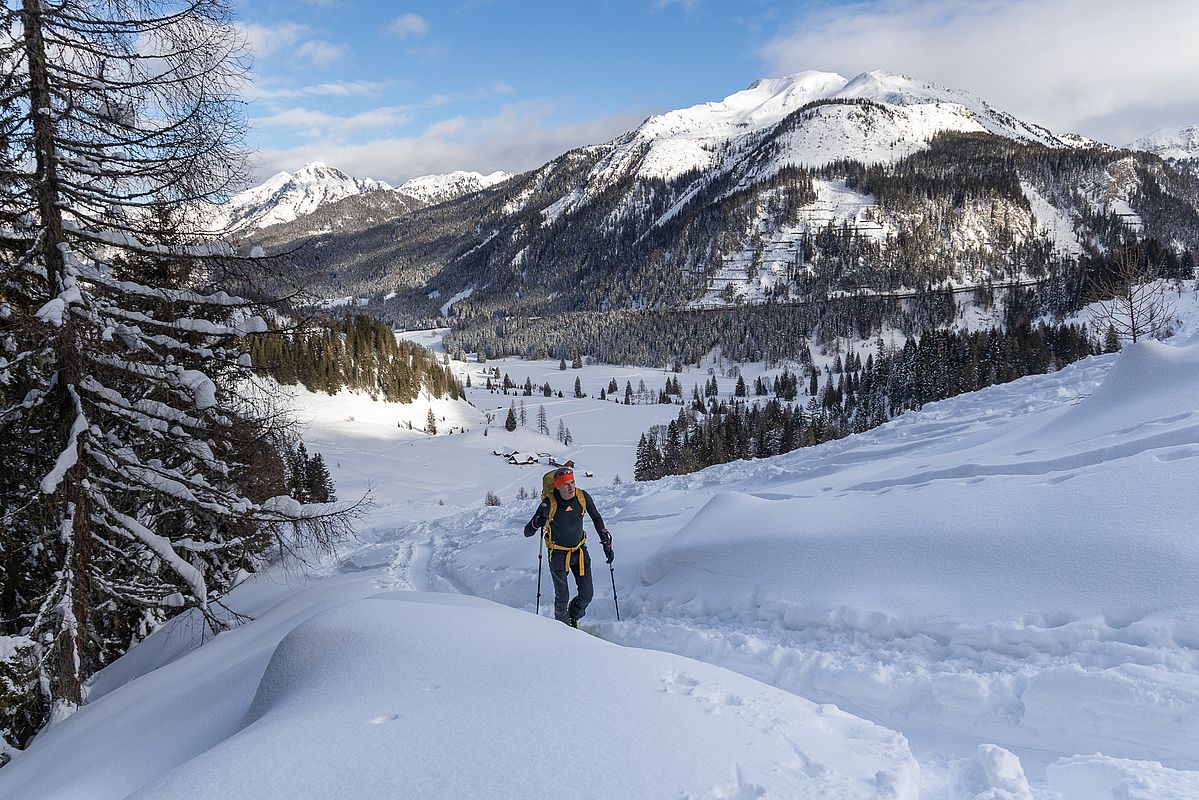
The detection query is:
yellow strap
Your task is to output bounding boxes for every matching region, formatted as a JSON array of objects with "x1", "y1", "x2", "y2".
[
  {"x1": 544, "y1": 536, "x2": 587, "y2": 576},
  {"x1": 543, "y1": 490, "x2": 588, "y2": 576}
]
